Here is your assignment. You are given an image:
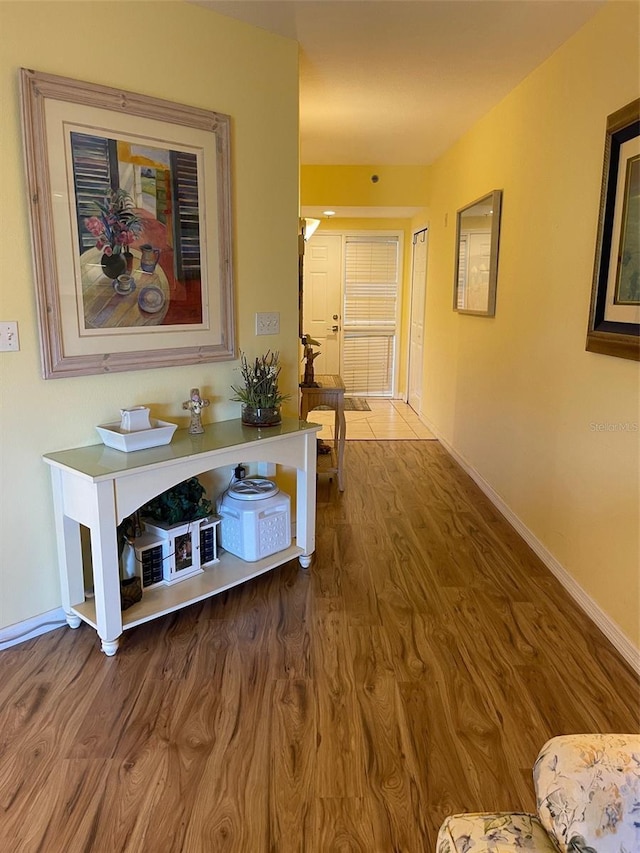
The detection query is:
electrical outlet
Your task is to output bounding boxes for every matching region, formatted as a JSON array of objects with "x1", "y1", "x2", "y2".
[
  {"x1": 0, "y1": 322, "x2": 19, "y2": 352},
  {"x1": 256, "y1": 312, "x2": 280, "y2": 336}
]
